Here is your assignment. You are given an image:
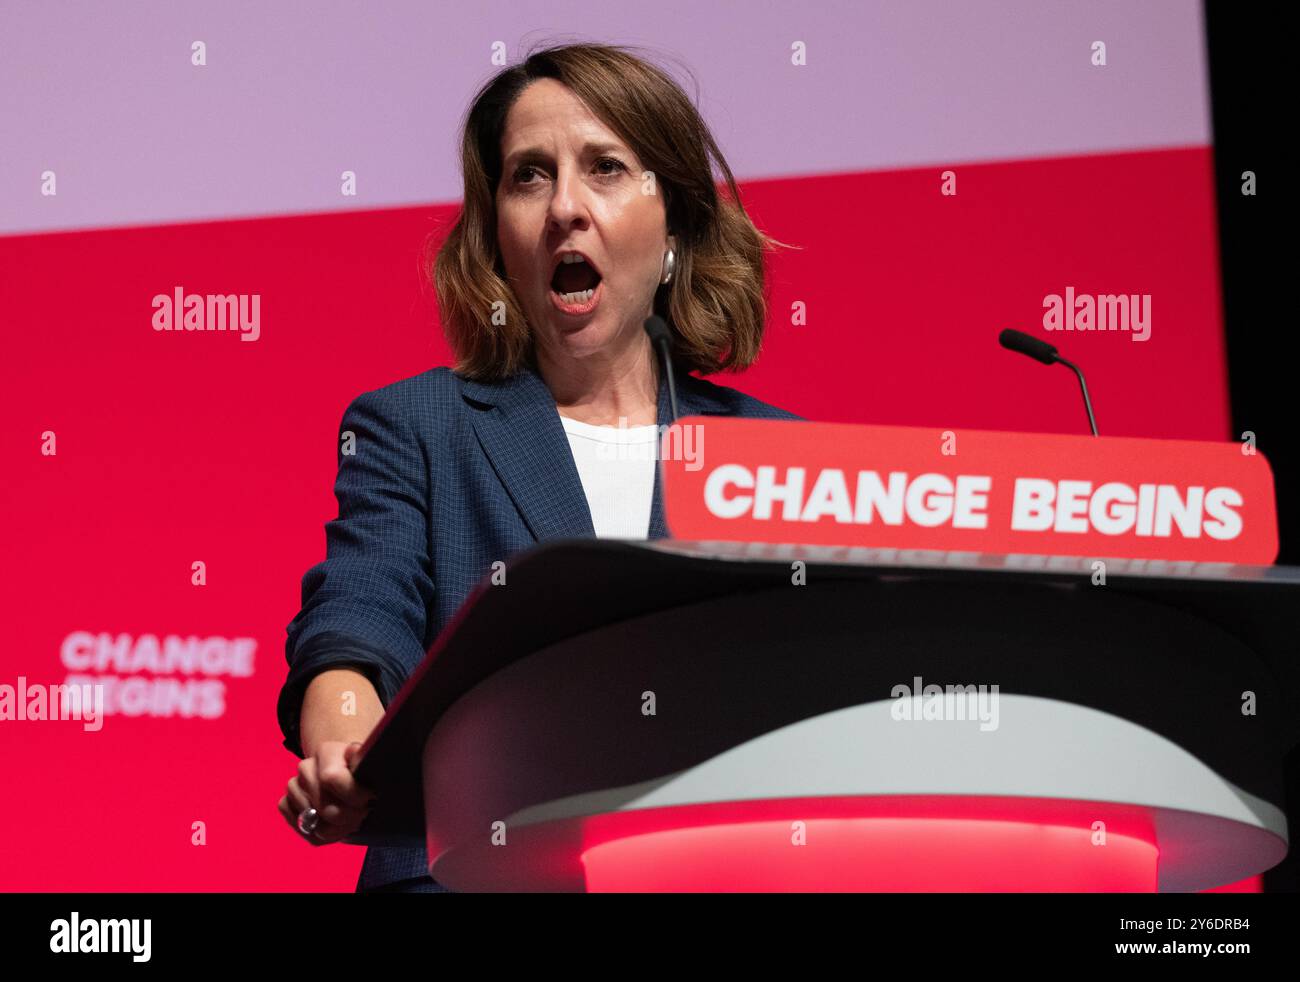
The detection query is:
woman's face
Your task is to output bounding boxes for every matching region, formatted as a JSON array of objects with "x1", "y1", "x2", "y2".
[{"x1": 495, "y1": 78, "x2": 673, "y2": 366}]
